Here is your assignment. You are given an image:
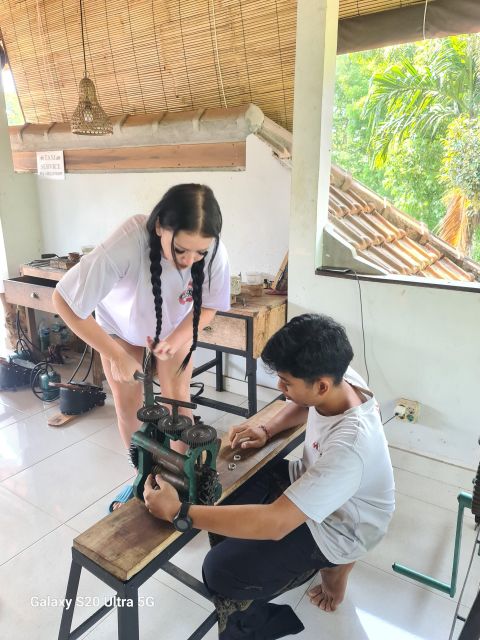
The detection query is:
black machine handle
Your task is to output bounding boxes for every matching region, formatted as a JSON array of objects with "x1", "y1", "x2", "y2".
[
  {"x1": 133, "y1": 370, "x2": 150, "y2": 383},
  {"x1": 154, "y1": 395, "x2": 197, "y2": 411},
  {"x1": 133, "y1": 371, "x2": 197, "y2": 418}
]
